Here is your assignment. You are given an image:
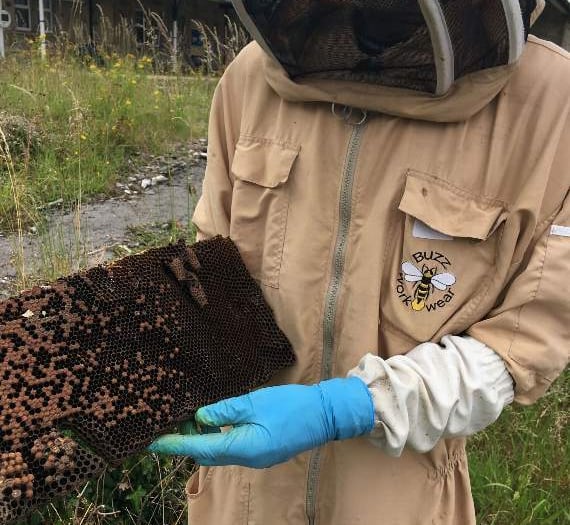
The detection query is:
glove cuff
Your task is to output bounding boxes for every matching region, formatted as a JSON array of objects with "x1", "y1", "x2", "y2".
[{"x1": 319, "y1": 377, "x2": 375, "y2": 441}]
